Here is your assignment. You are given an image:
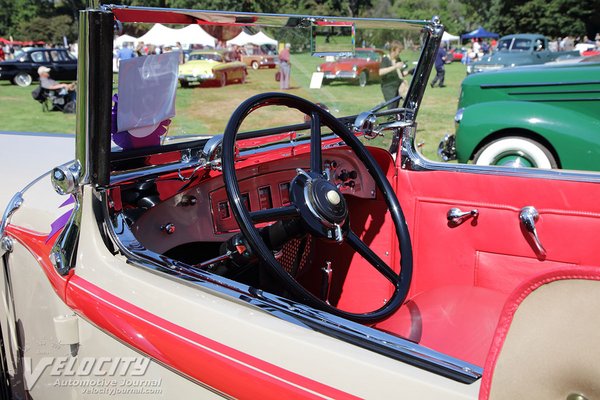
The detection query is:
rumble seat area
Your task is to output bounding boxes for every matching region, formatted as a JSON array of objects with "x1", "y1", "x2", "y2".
[
  {"x1": 383, "y1": 166, "x2": 600, "y2": 367},
  {"x1": 480, "y1": 267, "x2": 600, "y2": 400}
]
